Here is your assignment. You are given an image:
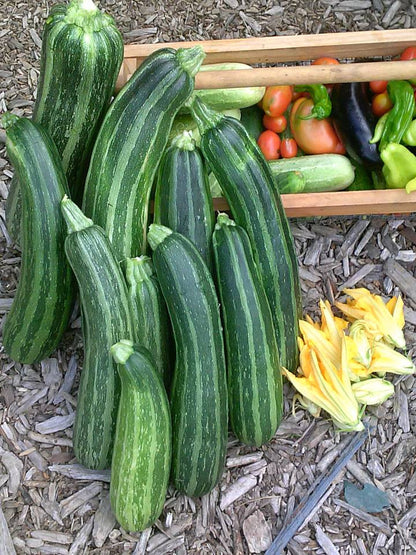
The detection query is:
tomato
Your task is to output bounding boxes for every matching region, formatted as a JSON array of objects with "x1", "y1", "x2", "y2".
[
  {"x1": 289, "y1": 97, "x2": 340, "y2": 154},
  {"x1": 369, "y1": 80, "x2": 388, "y2": 94},
  {"x1": 280, "y1": 138, "x2": 298, "y2": 158},
  {"x1": 400, "y1": 46, "x2": 416, "y2": 60},
  {"x1": 372, "y1": 91, "x2": 393, "y2": 117},
  {"x1": 263, "y1": 114, "x2": 287, "y2": 133},
  {"x1": 257, "y1": 130, "x2": 281, "y2": 160},
  {"x1": 261, "y1": 86, "x2": 293, "y2": 117},
  {"x1": 312, "y1": 56, "x2": 340, "y2": 65}
]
